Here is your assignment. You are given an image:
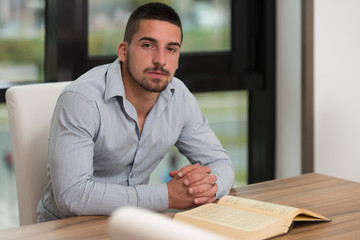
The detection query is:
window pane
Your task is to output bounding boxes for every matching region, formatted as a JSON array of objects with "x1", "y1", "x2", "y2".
[
  {"x1": 0, "y1": 103, "x2": 18, "y2": 230},
  {"x1": 0, "y1": 0, "x2": 45, "y2": 83},
  {"x1": 0, "y1": 0, "x2": 45, "y2": 230},
  {"x1": 150, "y1": 91, "x2": 248, "y2": 187},
  {"x1": 88, "y1": 0, "x2": 231, "y2": 56}
]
